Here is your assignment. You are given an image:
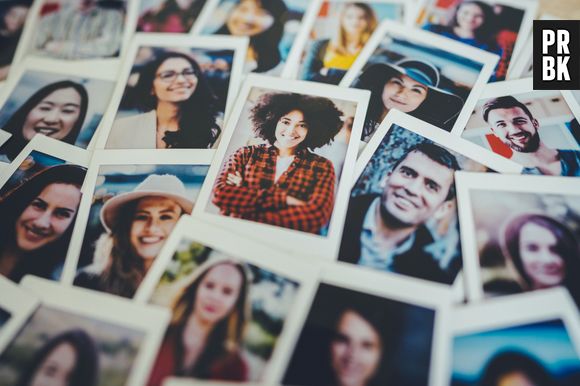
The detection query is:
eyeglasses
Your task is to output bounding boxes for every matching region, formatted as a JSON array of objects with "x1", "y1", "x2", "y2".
[{"x1": 156, "y1": 69, "x2": 197, "y2": 82}]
